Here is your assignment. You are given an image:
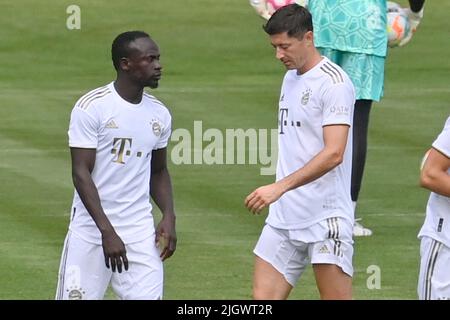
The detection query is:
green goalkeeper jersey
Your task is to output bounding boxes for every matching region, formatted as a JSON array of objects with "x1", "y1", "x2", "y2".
[{"x1": 308, "y1": 0, "x2": 387, "y2": 57}]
